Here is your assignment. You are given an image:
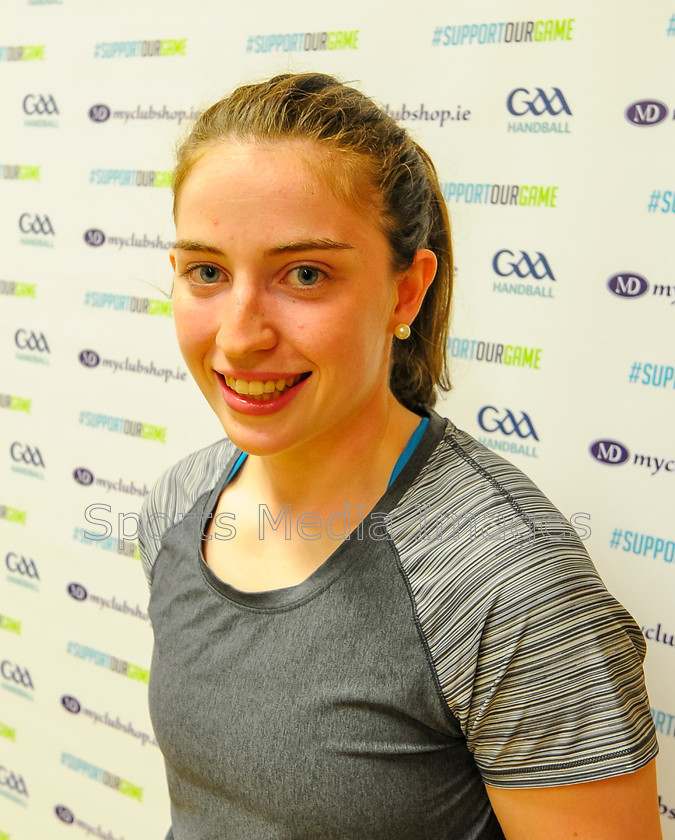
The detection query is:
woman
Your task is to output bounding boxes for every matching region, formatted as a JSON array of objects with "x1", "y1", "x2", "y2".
[{"x1": 139, "y1": 73, "x2": 661, "y2": 839}]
